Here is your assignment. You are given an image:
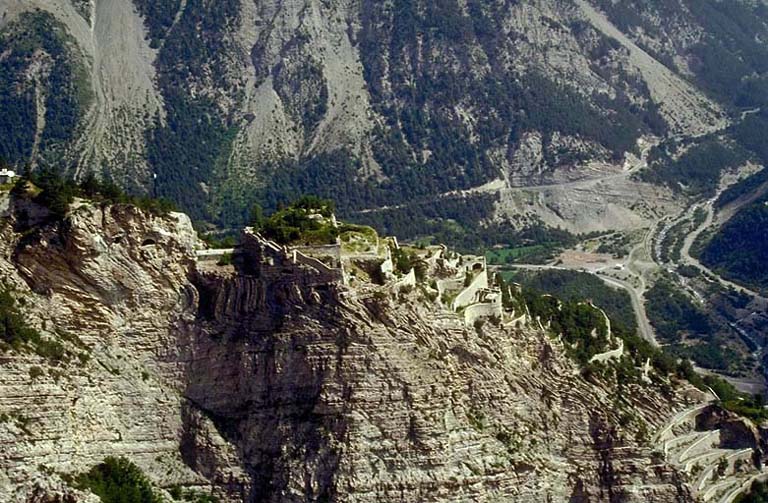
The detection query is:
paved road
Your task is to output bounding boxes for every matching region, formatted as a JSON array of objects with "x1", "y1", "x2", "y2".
[
  {"x1": 354, "y1": 142, "x2": 656, "y2": 215},
  {"x1": 679, "y1": 197, "x2": 766, "y2": 300}
]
